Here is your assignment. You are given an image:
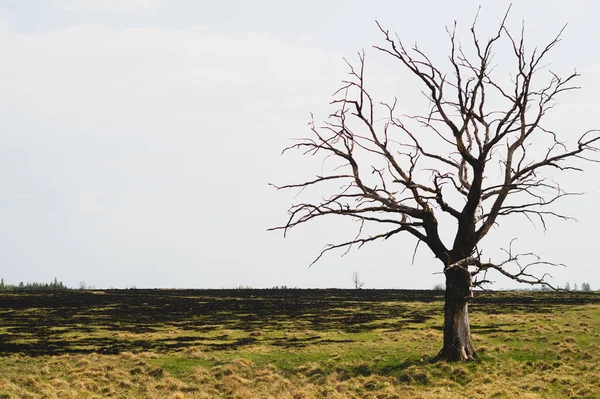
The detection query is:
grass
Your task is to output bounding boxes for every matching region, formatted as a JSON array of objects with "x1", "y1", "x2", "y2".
[{"x1": 0, "y1": 289, "x2": 598, "y2": 398}]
